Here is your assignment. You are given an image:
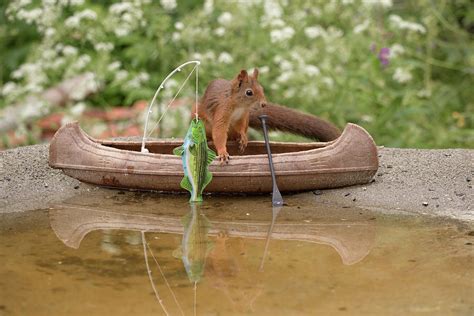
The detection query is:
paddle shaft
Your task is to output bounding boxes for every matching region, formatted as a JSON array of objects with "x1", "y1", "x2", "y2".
[{"x1": 258, "y1": 115, "x2": 284, "y2": 206}]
